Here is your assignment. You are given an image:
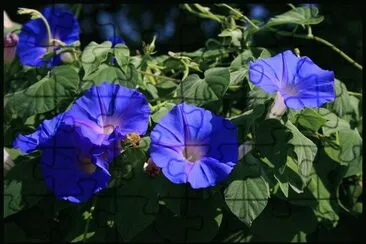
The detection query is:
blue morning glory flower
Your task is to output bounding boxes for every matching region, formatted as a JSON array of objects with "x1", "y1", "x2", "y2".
[
  {"x1": 13, "y1": 113, "x2": 115, "y2": 203},
  {"x1": 150, "y1": 103, "x2": 238, "y2": 189},
  {"x1": 248, "y1": 4, "x2": 269, "y2": 22},
  {"x1": 17, "y1": 6, "x2": 79, "y2": 67},
  {"x1": 248, "y1": 50, "x2": 335, "y2": 110},
  {"x1": 13, "y1": 82, "x2": 150, "y2": 202},
  {"x1": 108, "y1": 36, "x2": 125, "y2": 47},
  {"x1": 64, "y1": 82, "x2": 151, "y2": 146}
]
